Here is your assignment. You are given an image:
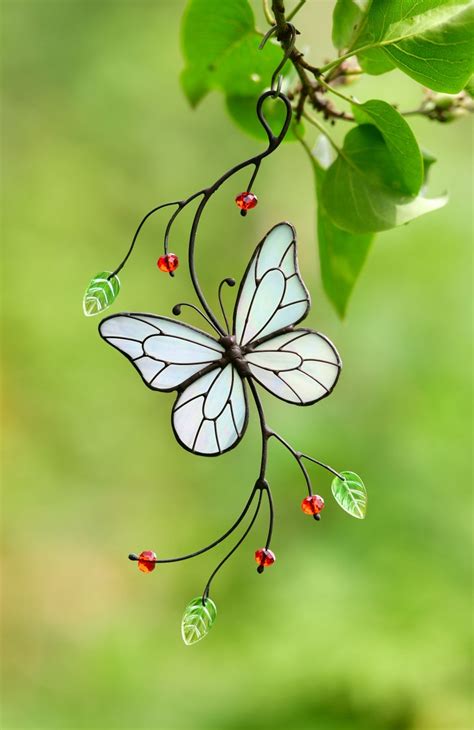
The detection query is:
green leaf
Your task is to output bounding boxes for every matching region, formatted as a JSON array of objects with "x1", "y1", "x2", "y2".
[
  {"x1": 421, "y1": 148, "x2": 437, "y2": 187},
  {"x1": 331, "y1": 471, "x2": 367, "y2": 519},
  {"x1": 180, "y1": 0, "x2": 289, "y2": 140},
  {"x1": 181, "y1": 0, "x2": 282, "y2": 104},
  {"x1": 307, "y1": 136, "x2": 373, "y2": 317},
  {"x1": 181, "y1": 0, "x2": 253, "y2": 104},
  {"x1": 180, "y1": 67, "x2": 209, "y2": 108},
  {"x1": 332, "y1": 0, "x2": 370, "y2": 50},
  {"x1": 352, "y1": 0, "x2": 474, "y2": 93},
  {"x1": 352, "y1": 100, "x2": 423, "y2": 195},
  {"x1": 465, "y1": 75, "x2": 474, "y2": 97},
  {"x1": 83, "y1": 271, "x2": 120, "y2": 317},
  {"x1": 355, "y1": 47, "x2": 396, "y2": 76},
  {"x1": 181, "y1": 596, "x2": 217, "y2": 646},
  {"x1": 321, "y1": 125, "x2": 447, "y2": 234}
]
